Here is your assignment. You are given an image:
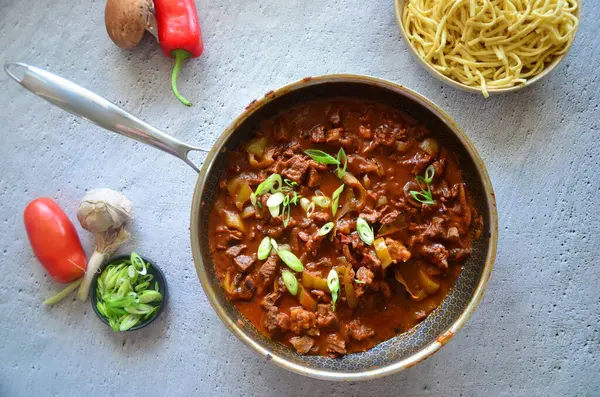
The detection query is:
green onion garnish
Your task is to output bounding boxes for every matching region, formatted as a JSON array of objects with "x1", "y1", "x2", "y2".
[
  {"x1": 327, "y1": 269, "x2": 340, "y2": 311},
  {"x1": 356, "y1": 217, "x2": 374, "y2": 245},
  {"x1": 306, "y1": 202, "x2": 316, "y2": 218},
  {"x1": 257, "y1": 236, "x2": 272, "y2": 260},
  {"x1": 409, "y1": 165, "x2": 436, "y2": 205},
  {"x1": 336, "y1": 148, "x2": 347, "y2": 179},
  {"x1": 253, "y1": 174, "x2": 283, "y2": 205},
  {"x1": 312, "y1": 195, "x2": 331, "y2": 208},
  {"x1": 318, "y1": 222, "x2": 335, "y2": 236},
  {"x1": 281, "y1": 195, "x2": 292, "y2": 227},
  {"x1": 277, "y1": 249, "x2": 304, "y2": 272},
  {"x1": 281, "y1": 270, "x2": 299, "y2": 295},
  {"x1": 304, "y1": 149, "x2": 340, "y2": 165},
  {"x1": 331, "y1": 184, "x2": 345, "y2": 217}
]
